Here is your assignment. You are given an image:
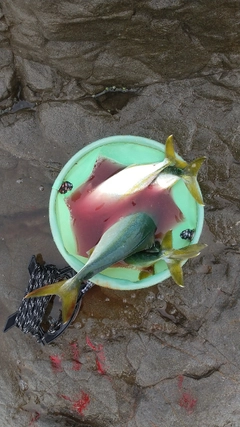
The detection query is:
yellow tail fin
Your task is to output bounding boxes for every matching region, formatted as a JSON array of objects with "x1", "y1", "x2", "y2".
[
  {"x1": 165, "y1": 135, "x2": 206, "y2": 205},
  {"x1": 162, "y1": 230, "x2": 207, "y2": 287},
  {"x1": 165, "y1": 135, "x2": 188, "y2": 169},
  {"x1": 181, "y1": 158, "x2": 206, "y2": 205},
  {"x1": 25, "y1": 279, "x2": 79, "y2": 324},
  {"x1": 167, "y1": 260, "x2": 184, "y2": 287}
]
